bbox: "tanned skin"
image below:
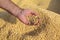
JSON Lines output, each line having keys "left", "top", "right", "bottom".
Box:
{"left": 0, "top": 0, "right": 39, "bottom": 25}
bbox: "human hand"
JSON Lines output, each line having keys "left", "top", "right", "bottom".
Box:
{"left": 17, "top": 9, "right": 40, "bottom": 25}
{"left": 0, "top": 0, "right": 40, "bottom": 25}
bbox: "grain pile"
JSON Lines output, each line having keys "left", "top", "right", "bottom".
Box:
{"left": 0, "top": 0, "right": 60, "bottom": 40}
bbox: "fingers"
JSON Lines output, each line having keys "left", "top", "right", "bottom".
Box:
{"left": 18, "top": 15, "right": 29, "bottom": 25}
{"left": 31, "top": 11, "right": 39, "bottom": 16}
{"left": 17, "top": 9, "right": 40, "bottom": 25}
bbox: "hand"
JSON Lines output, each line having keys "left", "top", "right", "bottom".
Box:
{"left": 17, "top": 9, "right": 39, "bottom": 25}
{"left": 0, "top": 0, "right": 40, "bottom": 25}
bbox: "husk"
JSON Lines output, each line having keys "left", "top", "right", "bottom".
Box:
{"left": 0, "top": 0, "right": 60, "bottom": 40}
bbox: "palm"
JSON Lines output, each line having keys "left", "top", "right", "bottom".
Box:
{"left": 17, "top": 9, "right": 38, "bottom": 25}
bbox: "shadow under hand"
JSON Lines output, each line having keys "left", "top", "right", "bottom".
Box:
{"left": 20, "top": 15, "right": 49, "bottom": 40}
{"left": 0, "top": 12, "right": 17, "bottom": 24}
{"left": 24, "top": 23, "right": 46, "bottom": 36}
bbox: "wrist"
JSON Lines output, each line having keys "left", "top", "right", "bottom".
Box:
{"left": 1, "top": 1, "right": 23, "bottom": 17}
{"left": 12, "top": 7, "right": 23, "bottom": 17}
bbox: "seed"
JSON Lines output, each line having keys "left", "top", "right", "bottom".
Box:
{"left": 27, "top": 15, "right": 39, "bottom": 25}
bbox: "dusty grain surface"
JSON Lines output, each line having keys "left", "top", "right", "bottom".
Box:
{"left": 0, "top": 0, "right": 60, "bottom": 40}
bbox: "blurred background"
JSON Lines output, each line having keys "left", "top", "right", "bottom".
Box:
{"left": 0, "top": 0, "right": 60, "bottom": 14}
{"left": 0, "top": 0, "right": 60, "bottom": 40}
